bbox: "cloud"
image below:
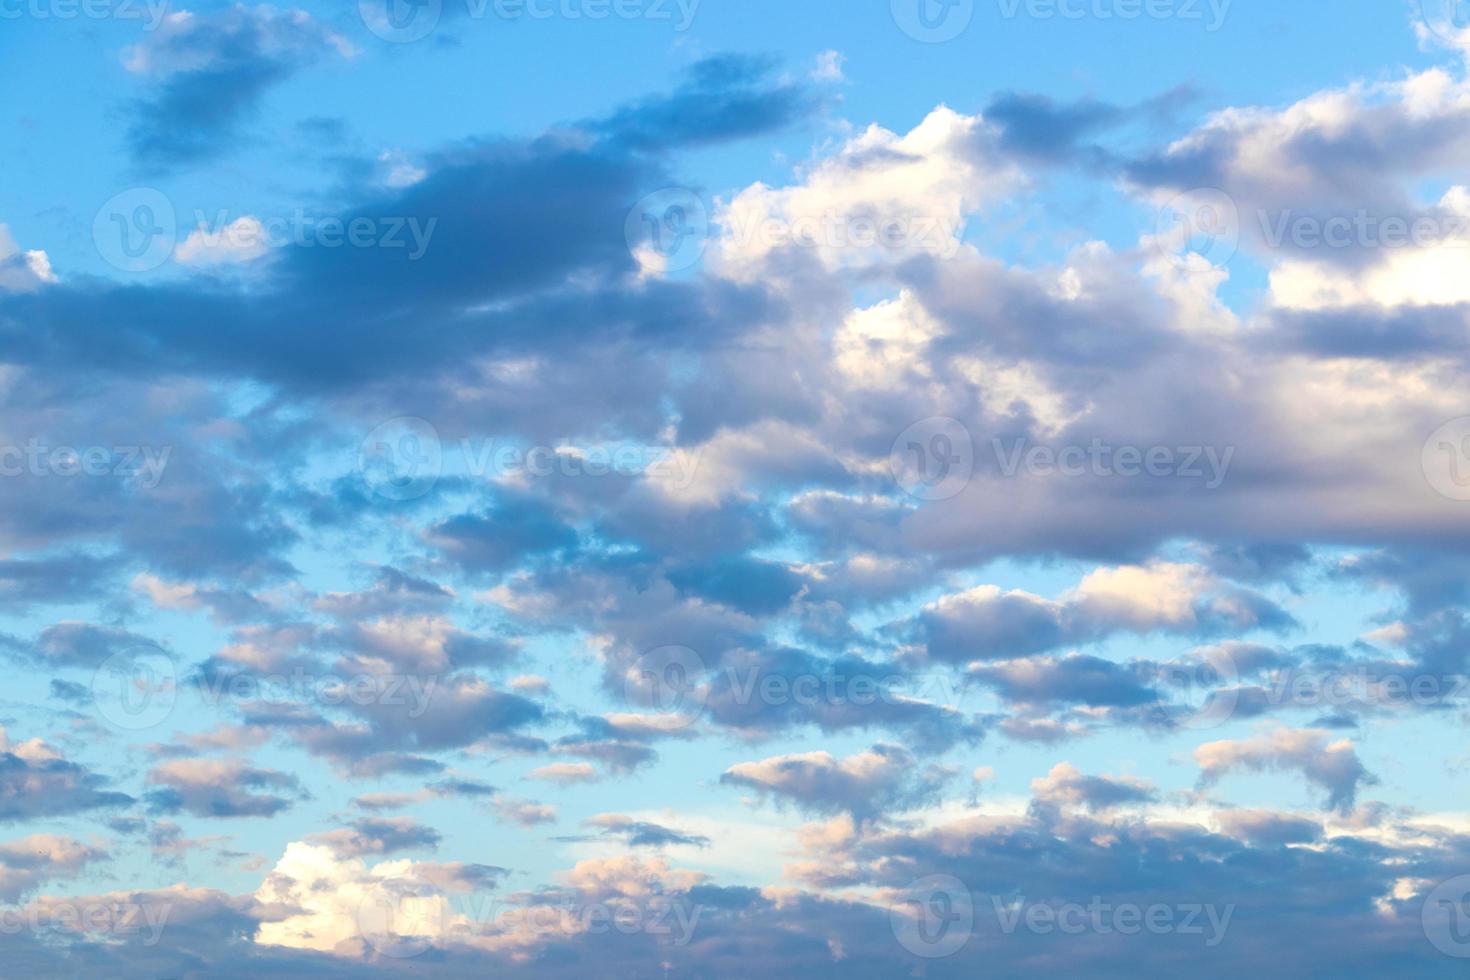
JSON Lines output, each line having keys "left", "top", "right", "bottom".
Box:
{"left": 145, "top": 758, "right": 308, "bottom": 818}
{"left": 0, "top": 729, "right": 133, "bottom": 821}
{"left": 1029, "top": 762, "right": 1157, "bottom": 813}
{"left": 584, "top": 814, "right": 710, "bottom": 848}
{"left": 1194, "top": 728, "right": 1377, "bottom": 813}
{"left": 0, "top": 835, "right": 108, "bottom": 901}
{"left": 720, "top": 745, "right": 950, "bottom": 818}
{"left": 124, "top": 4, "right": 353, "bottom": 169}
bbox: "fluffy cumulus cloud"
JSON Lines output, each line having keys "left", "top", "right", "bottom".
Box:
{"left": 6, "top": 3, "right": 1470, "bottom": 976}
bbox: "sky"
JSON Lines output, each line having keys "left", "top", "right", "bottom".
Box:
{"left": 2, "top": 0, "right": 1470, "bottom": 976}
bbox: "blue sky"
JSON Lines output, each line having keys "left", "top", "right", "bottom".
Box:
{"left": 3, "top": 0, "right": 1470, "bottom": 976}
